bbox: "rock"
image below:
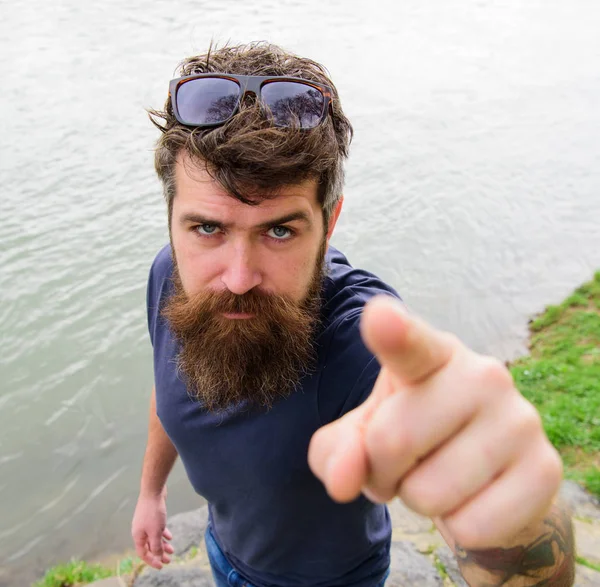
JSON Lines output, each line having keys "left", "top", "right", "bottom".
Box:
{"left": 119, "top": 480, "right": 600, "bottom": 586}
{"left": 435, "top": 546, "right": 468, "bottom": 587}
{"left": 388, "top": 498, "right": 435, "bottom": 534}
{"left": 133, "top": 567, "right": 213, "bottom": 587}
{"left": 167, "top": 505, "right": 209, "bottom": 557}
{"left": 575, "top": 564, "right": 600, "bottom": 586}
{"left": 560, "top": 481, "right": 600, "bottom": 522}
{"left": 388, "top": 498, "right": 446, "bottom": 553}
{"left": 574, "top": 518, "right": 600, "bottom": 565}
{"left": 387, "top": 540, "right": 444, "bottom": 586}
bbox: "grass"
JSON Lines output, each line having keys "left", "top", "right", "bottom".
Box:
{"left": 31, "top": 546, "right": 205, "bottom": 587}
{"left": 32, "top": 556, "right": 144, "bottom": 587}
{"left": 433, "top": 552, "right": 450, "bottom": 580}
{"left": 577, "top": 555, "right": 600, "bottom": 573}
{"left": 32, "top": 560, "right": 113, "bottom": 587}
{"left": 509, "top": 270, "right": 600, "bottom": 499}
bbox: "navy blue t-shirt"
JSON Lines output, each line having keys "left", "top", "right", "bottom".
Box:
{"left": 147, "top": 244, "right": 401, "bottom": 587}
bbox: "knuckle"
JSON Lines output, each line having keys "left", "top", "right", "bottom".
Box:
{"left": 478, "top": 356, "right": 514, "bottom": 389}
{"left": 367, "top": 419, "right": 414, "bottom": 463}
{"left": 400, "top": 475, "right": 448, "bottom": 517}
{"left": 537, "top": 445, "right": 563, "bottom": 487}
{"left": 442, "top": 331, "right": 461, "bottom": 350}
{"left": 517, "top": 400, "right": 543, "bottom": 435}
{"left": 452, "top": 522, "right": 480, "bottom": 551}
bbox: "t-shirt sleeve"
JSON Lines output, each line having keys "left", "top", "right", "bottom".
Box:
{"left": 316, "top": 309, "right": 383, "bottom": 424}
{"left": 146, "top": 245, "right": 172, "bottom": 348}
{"left": 337, "top": 355, "right": 381, "bottom": 416}
{"left": 146, "top": 261, "right": 157, "bottom": 348}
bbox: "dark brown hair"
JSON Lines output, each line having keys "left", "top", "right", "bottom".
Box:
{"left": 148, "top": 41, "right": 353, "bottom": 227}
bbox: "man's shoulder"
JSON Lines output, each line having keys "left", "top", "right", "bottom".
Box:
{"left": 319, "top": 247, "right": 400, "bottom": 386}
{"left": 146, "top": 244, "right": 174, "bottom": 343}
{"left": 322, "top": 245, "right": 401, "bottom": 326}
{"left": 149, "top": 243, "right": 174, "bottom": 284}
{"left": 316, "top": 247, "right": 401, "bottom": 420}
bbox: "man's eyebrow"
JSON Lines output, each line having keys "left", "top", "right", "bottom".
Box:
{"left": 255, "top": 211, "right": 312, "bottom": 230}
{"left": 179, "top": 211, "right": 312, "bottom": 230}
{"left": 180, "top": 213, "right": 227, "bottom": 228}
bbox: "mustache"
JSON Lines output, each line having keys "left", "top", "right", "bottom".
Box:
{"left": 170, "top": 283, "right": 306, "bottom": 316}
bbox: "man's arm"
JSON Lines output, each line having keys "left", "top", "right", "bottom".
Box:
{"left": 139, "top": 386, "right": 179, "bottom": 497}
{"left": 132, "top": 387, "right": 179, "bottom": 570}
{"left": 434, "top": 498, "right": 575, "bottom": 586}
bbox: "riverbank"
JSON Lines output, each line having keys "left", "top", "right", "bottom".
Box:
{"left": 33, "top": 271, "right": 600, "bottom": 586}
{"left": 33, "top": 482, "right": 600, "bottom": 587}
{"left": 508, "top": 270, "right": 600, "bottom": 499}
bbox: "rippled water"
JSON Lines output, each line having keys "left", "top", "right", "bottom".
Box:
{"left": 1, "top": 1, "right": 600, "bottom": 584}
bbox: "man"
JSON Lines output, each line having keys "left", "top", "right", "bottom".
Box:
{"left": 132, "top": 42, "right": 575, "bottom": 586}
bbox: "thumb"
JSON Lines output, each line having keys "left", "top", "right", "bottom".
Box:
{"left": 308, "top": 409, "right": 369, "bottom": 503}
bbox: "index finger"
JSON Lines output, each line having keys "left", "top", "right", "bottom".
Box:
{"left": 360, "top": 296, "right": 456, "bottom": 386}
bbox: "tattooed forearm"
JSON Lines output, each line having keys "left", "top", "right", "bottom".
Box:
{"left": 455, "top": 501, "right": 575, "bottom": 586}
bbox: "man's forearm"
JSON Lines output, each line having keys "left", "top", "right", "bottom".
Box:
{"left": 139, "top": 387, "right": 179, "bottom": 497}
{"left": 448, "top": 498, "right": 575, "bottom": 586}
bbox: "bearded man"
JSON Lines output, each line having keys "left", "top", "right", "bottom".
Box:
{"left": 131, "top": 42, "right": 575, "bottom": 587}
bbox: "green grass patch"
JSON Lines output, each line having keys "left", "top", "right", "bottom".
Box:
{"left": 32, "top": 559, "right": 113, "bottom": 587}
{"left": 576, "top": 555, "right": 600, "bottom": 572}
{"left": 32, "top": 555, "right": 143, "bottom": 587}
{"left": 509, "top": 270, "right": 600, "bottom": 499}
{"left": 433, "top": 553, "right": 450, "bottom": 580}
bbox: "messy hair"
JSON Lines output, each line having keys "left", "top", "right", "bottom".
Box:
{"left": 148, "top": 41, "right": 353, "bottom": 228}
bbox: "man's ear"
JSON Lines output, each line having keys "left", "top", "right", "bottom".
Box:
{"left": 326, "top": 196, "right": 344, "bottom": 242}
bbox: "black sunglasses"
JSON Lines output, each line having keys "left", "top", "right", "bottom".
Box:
{"left": 169, "top": 73, "right": 333, "bottom": 129}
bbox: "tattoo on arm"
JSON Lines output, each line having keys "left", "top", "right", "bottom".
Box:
{"left": 455, "top": 503, "right": 575, "bottom": 586}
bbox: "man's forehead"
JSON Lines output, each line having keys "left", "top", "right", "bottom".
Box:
{"left": 174, "top": 151, "right": 320, "bottom": 211}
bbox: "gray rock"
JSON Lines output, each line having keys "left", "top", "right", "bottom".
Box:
{"left": 560, "top": 481, "right": 600, "bottom": 522}
{"left": 435, "top": 545, "right": 468, "bottom": 587}
{"left": 575, "top": 564, "right": 600, "bottom": 586}
{"left": 388, "top": 540, "right": 444, "bottom": 586}
{"left": 167, "top": 505, "right": 209, "bottom": 557}
{"left": 387, "top": 498, "right": 434, "bottom": 534}
{"left": 134, "top": 567, "right": 214, "bottom": 587}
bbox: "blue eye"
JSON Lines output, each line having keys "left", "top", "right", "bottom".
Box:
{"left": 196, "top": 224, "right": 221, "bottom": 235}
{"left": 268, "top": 226, "right": 292, "bottom": 240}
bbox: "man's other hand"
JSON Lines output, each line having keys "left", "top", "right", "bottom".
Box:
{"left": 131, "top": 490, "right": 174, "bottom": 570}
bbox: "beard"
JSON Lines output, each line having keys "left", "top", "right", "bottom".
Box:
{"left": 162, "top": 244, "right": 326, "bottom": 412}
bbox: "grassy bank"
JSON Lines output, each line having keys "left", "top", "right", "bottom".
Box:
{"left": 32, "top": 272, "right": 600, "bottom": 586}
{"left": 509, "top": 270, "right": 600, "bottom": 498}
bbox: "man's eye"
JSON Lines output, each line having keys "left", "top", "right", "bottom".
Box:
{"left": 195, "top": 224, "right": 221, "bottom": 236}
{"left": 268, "top": 226, "right": 293, "bottom": 240}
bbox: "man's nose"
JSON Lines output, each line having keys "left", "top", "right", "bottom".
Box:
{"left": 220, "top": 243, "right": 263, "bottom": 295}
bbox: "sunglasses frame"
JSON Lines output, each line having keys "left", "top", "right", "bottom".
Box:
{"left": 168, "top": 73, "right": 333, "bottom": 129}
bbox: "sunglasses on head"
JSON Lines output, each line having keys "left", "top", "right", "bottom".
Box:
{"left": 169, "top": 73, "right": 333, "bottom": 130}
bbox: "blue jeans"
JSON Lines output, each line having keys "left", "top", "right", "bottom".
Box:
{"left": 205, "top": 525, "right": 389, "bottom": 587}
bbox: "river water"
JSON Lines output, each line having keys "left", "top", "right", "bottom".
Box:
{"left": 1, "top": 1, "right": 599, "bottom": 584}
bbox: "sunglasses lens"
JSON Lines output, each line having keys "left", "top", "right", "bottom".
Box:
{"left": 176, "top": 77, "right": 241, "bottom": 125}
{"left": 261, "top": 82, "right": 325, "bottom": 128}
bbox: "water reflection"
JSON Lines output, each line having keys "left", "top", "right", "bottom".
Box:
{"left": 266, "top": 85, "right": 324, "bottom": 127}
{"left": 1, "top": 0, "right": 600, "bottom": 585}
